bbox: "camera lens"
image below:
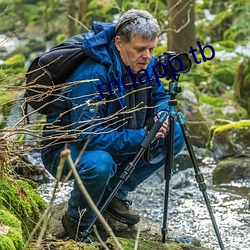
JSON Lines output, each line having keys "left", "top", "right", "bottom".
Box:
{"left": 176, "top": 53, "right": 192, "bottom": 73}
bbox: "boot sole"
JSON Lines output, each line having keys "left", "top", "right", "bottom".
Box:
{"left": 105, "top": 210, "right": 140, "bottom": 225}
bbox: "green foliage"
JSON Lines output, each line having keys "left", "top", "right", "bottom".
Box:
{"left": 213, "top": 67, "right": 235, "bottom": 86}
{"left": 199, "top": 90, "right": 248, "bottom": 121}
{"left": 216, "top": 40, "right": 237, "bottom": 52}
{"left": 1, "top": 54, "right": 25, "bottom": 68}
{"left": 234, "top": 57, "right": 250, "bottom": 116}
{"left": 154, "top": 44, "right": 167, "bottom": 57}
{"left": 197, "top": 0, "right": 250, "bottom": 49}
{"left": 0, "top": 54, "right": 26, "bottom": 83}
{"left": 199, "top": 95, "right": 224, "bottom": 107}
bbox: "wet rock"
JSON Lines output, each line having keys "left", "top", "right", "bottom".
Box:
{"left": 170, "top": 168, "right": 193, "bottom": 189}
{"left": 213, "top": 157, "right": 250, "bottom": 184}
{"left": 209, "top": 119, "right": 250, "bottom": 160}
{"left": 45, "top": 202, "right": 210, "bottom": 250}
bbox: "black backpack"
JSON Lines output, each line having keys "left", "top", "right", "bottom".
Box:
{"left": 24, "top": 34, "right": 87, "bottom": 115}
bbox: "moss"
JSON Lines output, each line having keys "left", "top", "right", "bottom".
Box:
{"left": 0, "top": 209, "right": 24, "bottom": 249}
{"left": 199, "top": 95, "right": 224, "bottom": 107}
{"left": 209, "top": 120, "right": 250, "bottom": 151}
{"left": 106, "top": 237, "right": 209, "bottom": 250}
{"left": 0, "top": 174, "right": 47, "bottom": 239}
{"left": 0, "top": 209, "right": 21, "bottom": 229}
{"left": 1, "top": 54, "right": 25, "bottom": 69}
{"left": 0, "top": 235, "right": 16, "bottom": 250}
{"left": 213, "top": 120, "right": 250, "bottom": 133}
{"left": 7, "top": 228, "right": 24, "bottom": 249}
{"left": 199, "top": 90, "right": 249, "bottom": 122}
{"left": 0, "top": 54, "right": 26, "bottom": 80}
{"left": 213, "top": 67, "right": 235, "bottom": 86}
{"left": 214, "top": 40, "right": 237, "bottom": 52}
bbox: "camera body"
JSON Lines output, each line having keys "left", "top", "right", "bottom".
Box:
{"left": 156, "top": 51, "right": 192, "bottom": 80}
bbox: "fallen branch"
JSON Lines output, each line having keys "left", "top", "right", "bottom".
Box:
{"left": 62, "top": 148, "right": 124, "bottom": 250}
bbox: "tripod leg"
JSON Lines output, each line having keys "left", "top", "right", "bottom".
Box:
{"left": 81, "top": 112, "right": 168, "bottom": 240}
{"left": 177, "top": 112, "right": 225, "bottom": 250}
{"left": 162, "top": 114, "right": 175, "bottom": 243}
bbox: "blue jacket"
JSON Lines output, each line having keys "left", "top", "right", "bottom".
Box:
{"left": 44, "top": 21, "right": 170, "bottom": 156}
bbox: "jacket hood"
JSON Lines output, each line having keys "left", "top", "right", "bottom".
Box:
{"left": 82, "top": 21, "right": 116, "bottom": 65}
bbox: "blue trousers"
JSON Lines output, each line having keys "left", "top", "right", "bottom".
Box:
{"left": 41, "top": 123, "right": 185, "bottom": 226}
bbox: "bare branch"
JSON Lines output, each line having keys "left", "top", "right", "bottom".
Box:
{"left": 63, "top": 148, "right": 124, "bottom": 250}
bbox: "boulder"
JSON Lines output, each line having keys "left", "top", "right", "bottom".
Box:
{"left": 213, "top": 157, "right": 250, "bottom": 184}
{"left": 209, "top": 120, "right": 250, "bottom": 160}
{"left": 42, "top": 201, "right": 211, "bottom": 250}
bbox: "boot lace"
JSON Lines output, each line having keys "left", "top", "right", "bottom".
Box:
{"left": 123, "top": 200, "right": 132, "bottom": 209}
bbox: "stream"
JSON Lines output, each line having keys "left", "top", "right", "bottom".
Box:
{"left": 38, "top": 155, "right": 250, "bottom": 250}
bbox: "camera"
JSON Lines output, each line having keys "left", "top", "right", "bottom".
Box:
{"left": 156, "top": 51, "right": 192, "bottom": 80}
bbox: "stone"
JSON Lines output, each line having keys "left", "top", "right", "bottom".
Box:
{"left": 213, "top": 157, "right": 250, "bottom": 184}
{"left": 209, "top": 120, "right": 250, "bottom": 160}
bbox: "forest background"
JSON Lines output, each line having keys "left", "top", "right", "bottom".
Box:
{"left": 0, "top": 0, "right": 250, "bottom": 125}
{"left": 0, "top": 1, "right": 250, "bottom": 249}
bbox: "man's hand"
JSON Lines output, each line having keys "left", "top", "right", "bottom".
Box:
{"left": 154, "top": 111, "right": 169, "bottom": 139}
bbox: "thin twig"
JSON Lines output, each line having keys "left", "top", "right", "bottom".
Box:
{"left": 134, "top": 220, "right": 142, "bottom": 250}
{"left": 93, "top": 225, "right": 110, "bottom": 250}
{"left": 62, "top": 148, "right": 124, "bottom": 250}
{"left": 68, "top": 14, "right": 90, "bottom": 31}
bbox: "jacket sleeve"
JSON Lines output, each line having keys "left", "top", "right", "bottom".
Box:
{"left": 65, "top": 62, "right": 146, "bottom": 156}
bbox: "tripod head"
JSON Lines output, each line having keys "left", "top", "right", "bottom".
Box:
{"left": 155, "top": 50, "right": 192, "bottom": 99}
{"left": 167, "top": 76, "right": 182, "bottom": 100}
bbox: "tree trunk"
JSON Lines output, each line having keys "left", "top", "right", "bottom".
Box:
{"left": 78, "top": 0, "right": 88, "bottom": 20}
{"left": 167, "top": 0, "right": 196, "bottom": 53}
{"left": 67, "top": 0, "right": 77, "bottom": 36}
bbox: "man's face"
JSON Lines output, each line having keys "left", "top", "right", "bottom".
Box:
{"left": 115, "top": 35, "right": 157, "bottom": 74}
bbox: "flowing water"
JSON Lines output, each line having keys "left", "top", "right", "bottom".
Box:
{"left": 38, "top": 156, "right": 250, "bottom": 250}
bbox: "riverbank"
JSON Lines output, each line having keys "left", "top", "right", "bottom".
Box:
{"left": 38, "top": 155, "right": 250, "bottom": 250}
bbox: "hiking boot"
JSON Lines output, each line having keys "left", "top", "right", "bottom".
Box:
{"left": 105, "top": 196, "right": 140, "bottom": 225}
{"left": 61, "top": 213, "right": 97, "bottom": 243}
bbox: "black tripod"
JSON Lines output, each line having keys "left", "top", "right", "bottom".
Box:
{"left": 161, "top": 77, "right": 225, "bottom": 249}
{"left": 82, "top": 78, "right": 225, "bottom": 249}
{"left": 81, "top": 111, "right": 168, "bottom": 240}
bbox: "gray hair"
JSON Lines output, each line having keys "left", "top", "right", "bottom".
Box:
{"left": 115, "top": 9, "right": 160, "bottom": 43}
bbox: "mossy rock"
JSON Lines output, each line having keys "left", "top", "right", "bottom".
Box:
{"left": 199, "top": 92, "right": 249, "bottom": 122}
{"left": 28, "top": 237, "right": 211, "bottom": 250}
{"left": 0, "top": 174, "right": 47, "bottom": 239}
{"left": 209, "top": 120, "right": 250, "bottom": 160}
{"left": 44, "top": 202, "right": 211, "bottom": 250}
{"left": 0, "top": 209, "right": 24, "bottom": 250}
{"left": 106, "top": 237, "right": 210, "bottom": 250}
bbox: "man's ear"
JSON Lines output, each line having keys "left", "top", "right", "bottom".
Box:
{"left": 115, "top": 36, "right": 122, "bottom": 51}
